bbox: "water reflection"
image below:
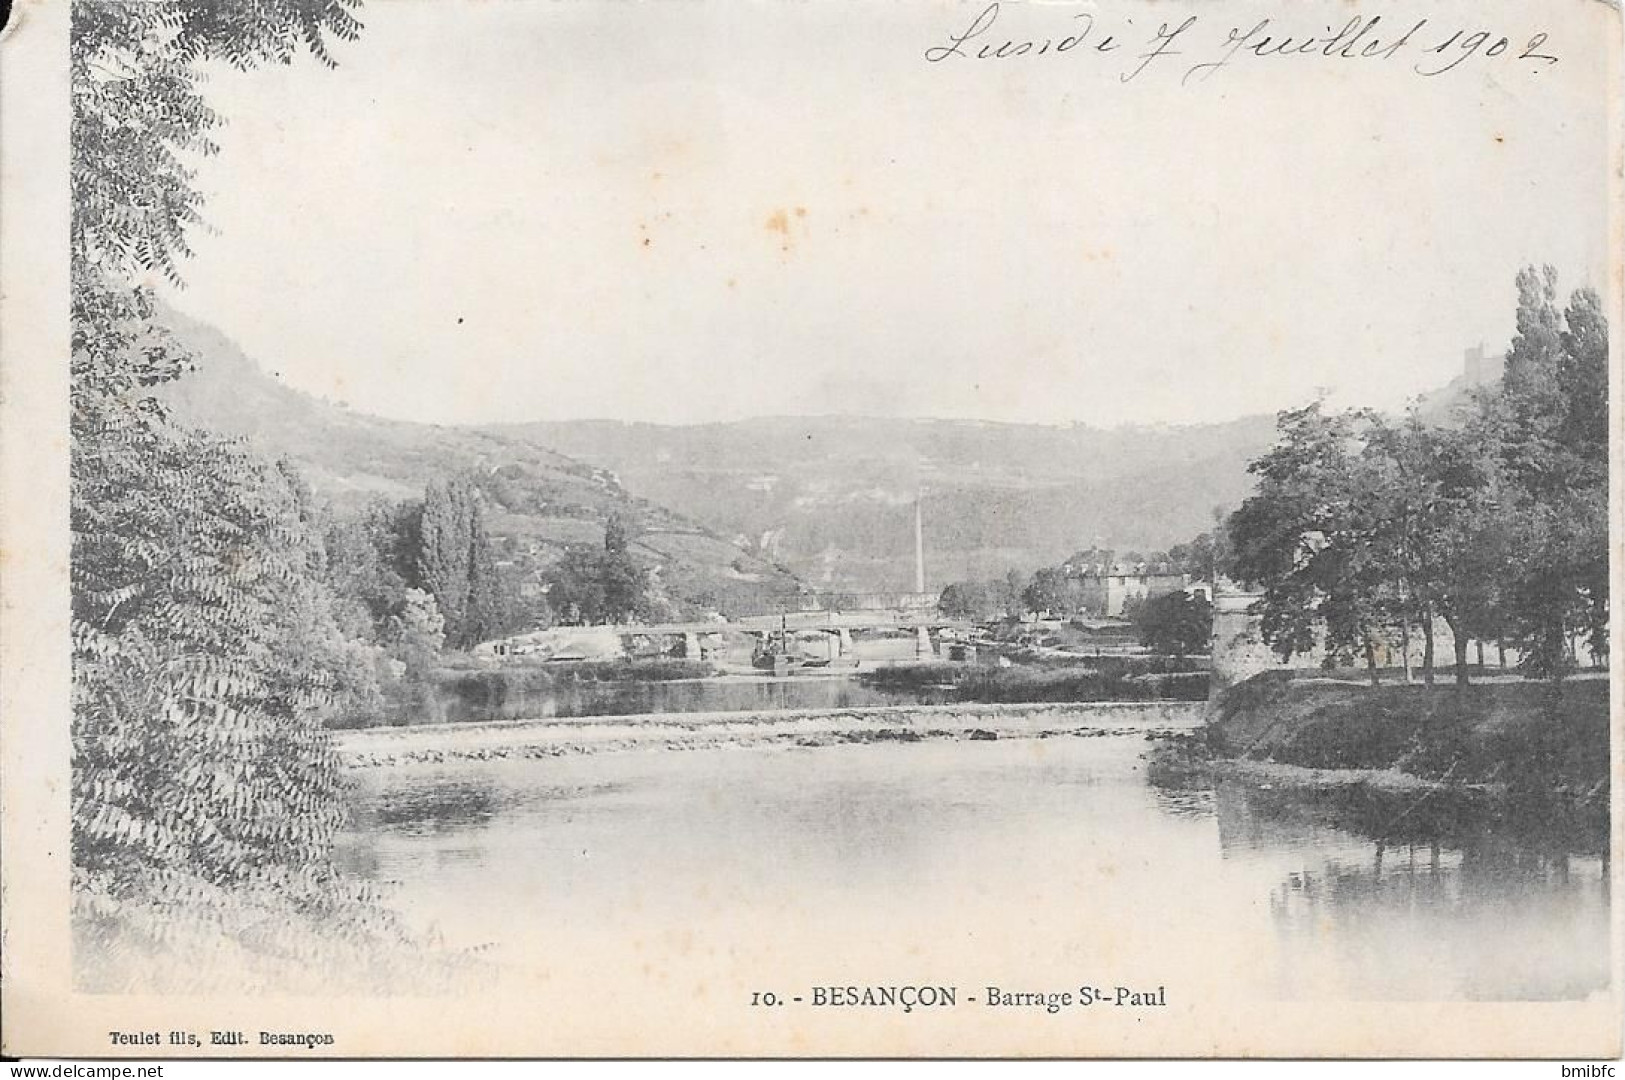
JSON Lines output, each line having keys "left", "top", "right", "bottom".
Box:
{"left": 336, "top": 733, "right": 1611, "bottom": 1003}
{"left": 1202, "top": 779, "right": 1611, "bottom": 1001}
{"left": 437, "top": 675, "right": 955, "bottom": 724}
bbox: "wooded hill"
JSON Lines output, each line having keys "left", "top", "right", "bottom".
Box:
{"left": 153, "top": 304, "right": 804, "bottom": 618}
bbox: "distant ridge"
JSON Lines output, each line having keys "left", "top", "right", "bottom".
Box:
{"left": 152, "top": 304, "right": 805, "bottom": 617}
{"left": 495, "top": 413, "right": 1280, "bottom": 593}
{"left": 154, "top": 302, "right": 1481, "bottom": 598}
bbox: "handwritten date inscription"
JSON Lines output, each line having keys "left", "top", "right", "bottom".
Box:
{"left": 923, "top": 4, "right": 1559, "bottom": 82}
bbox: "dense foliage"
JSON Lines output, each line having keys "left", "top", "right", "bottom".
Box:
{"left": 544, "top": 512, "right": 655, "bottom": 625}
{"left": 1133, "top": 591, "right": 1214, "bottom": 660}
{"left": 858, "top": 661, "right": 1208, "bottom": 703}
{"left": 72, "top": 414, "right": 373, "bottom": 883}
{"left": 939, "top": 572, "right": 1026, "bottom": 621}
{"left": 65, "top": 0, "right": 485, "bottom": 990}
{"left": 413, "top": 475, "right": 527, "bottom": 648}
{"left": 73, "top": 0, "right": 364, "bottom": 854}
{"left": 1227, "top": 267, "right": 1608, "bottom": 684}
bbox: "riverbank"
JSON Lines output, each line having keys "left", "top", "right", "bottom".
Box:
{"left": 352, "top": 658, "right": 1214, "bottom": 729}
{"left": 859, "top": 658, "right": 1208, "bottom": 703}
{"left": 336, "top": 700, "right": 1205, "bottom": 768}
{"left": 1208, "top": 672, "right": 1609, "bottom": 792}
{"left": 1150, "top": 672, "right": 1613, "bottom": 847}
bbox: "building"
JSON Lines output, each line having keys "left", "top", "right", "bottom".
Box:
{"left": 1463, "top": 343, "right": 1505, "bottom": 387}
{"left": 1067, "top": 561, "right": 1192, "bottom": 618}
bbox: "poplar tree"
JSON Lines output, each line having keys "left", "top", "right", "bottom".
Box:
{"left": 415, "top": 477, "right": 476, "bottom": 643}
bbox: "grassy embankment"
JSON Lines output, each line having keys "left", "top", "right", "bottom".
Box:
{"left": 1142, "top": 670, "right": 1612, "bottom": 852}
{"left": 1162, "top": 671, "right": 1610, "bottom": 816}
{"left": 859, "top": 656, "right": 1209, "bottom": 704}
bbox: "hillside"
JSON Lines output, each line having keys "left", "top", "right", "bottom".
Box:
{"left": 155, "top": 307, "right": 1476, "bottom": 602}
{"left": 493, "top": 416, "right": 1276, "bottom": 593}
{"left": 152, "top": 306, "right": 805, "bottom": 617}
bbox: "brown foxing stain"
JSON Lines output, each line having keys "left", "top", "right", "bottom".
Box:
{"left": 765, "top": 207, "right": 809, "bottom": 254}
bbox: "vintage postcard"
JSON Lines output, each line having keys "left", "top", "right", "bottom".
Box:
{"left": 1, "top": 0, "right": 1621, "bottom": 1061}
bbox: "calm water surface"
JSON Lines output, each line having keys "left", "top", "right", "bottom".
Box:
{"left": 437, "top": 674, "right": 955, "bottom": 723}
{"left": 335, "top": 731, "right": 1610, "bottom": 1002}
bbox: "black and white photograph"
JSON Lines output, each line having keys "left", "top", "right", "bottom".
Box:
{"left": 1, "top": 0, "right": 1620, "bottom": 1061}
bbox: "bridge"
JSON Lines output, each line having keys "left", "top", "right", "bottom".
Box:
{"left": 480, "top": 610, "right": 979, "bottom": 666}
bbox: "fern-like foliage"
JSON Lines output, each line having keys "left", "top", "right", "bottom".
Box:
{"left": 62, "top": 0, "right": 467, "bottom": 990}
{"left": 72, "top": 391, "right": 353, "bottom": 885}
{"left": 71, "top": 0, "right": 363, "bottom": 287}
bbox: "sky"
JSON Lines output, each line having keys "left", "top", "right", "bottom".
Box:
{"left": 160, "top": 0, "right": 1617, "bottom": 429}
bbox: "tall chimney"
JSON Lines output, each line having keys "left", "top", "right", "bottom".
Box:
{"left": 914, "top": 496, "right": 927, "bottom": 594}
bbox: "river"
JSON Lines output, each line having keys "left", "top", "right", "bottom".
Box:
{"left": 434, "top": 673, "right": 958, "bottom": 724}
{"left": 334, "top": 726, "right": 1610, "bottom": 1007}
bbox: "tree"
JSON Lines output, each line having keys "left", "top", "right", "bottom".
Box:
{"left": 1225, "top": 267, "right": 1607, "bottom": 690}
{"left": 73, "top": 423, "right": 354, "bottom": 885}
{"left": 323, "top": 498, "right": 415, "bottom": 641}
{"left": 70, "top": 0, "right": 379, "bottom": 961}
{"left": 1228, "top": 401, "right": 1390, "bottom": 681}
{"left": 1478, "top": 268, "right": 1609, "bottom": 677}
{"left": 940, "top": 582, "right": 989, "bottom": 620}
{"left": 415, "top": 477, "right": 476, "bottom": 642}
{"left": 410, "top": 474, "right": 521, "bottom": 649}
{"left": 547, "top": 546, "right": 609, "bottom": 625}
{"left": 381, "top": 588, "right": 447, "bottom": 725}
{"left": 545, "top": 513, "right": 652, "bottom": 625}
{"left": 1002, "top": 569, "right": 1030, "bottom": 618}
{"left": 598, "top": 512, "right": 649, "bottom": 624}
{"left": 72, "top": 1, "right": 364, "bottom": 288}
{"left": 465, "top": 530, "right": 519, "bottom": 647}
{"left": 1168, "top": 528, "right": 1230, "bottom": 582}
{"left": 1022, "top": 567, "right": 1079, "bottom": 617}
{"left": 1134, "top": 592, "right": 1214, "bottom": 660}
{"left": 1358, "top": 413, "right": 1509, "bottom": 688}
{"left": 938, "top": 579, "right": 1022, "bottom": 621}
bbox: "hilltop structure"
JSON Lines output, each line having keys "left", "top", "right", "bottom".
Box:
{"left": 1462, "top": 342, "right": 1505, "bottom": 387}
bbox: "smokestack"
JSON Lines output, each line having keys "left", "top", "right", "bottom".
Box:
{"left": 914, "top": 496, "right": 926, "bottom": 594}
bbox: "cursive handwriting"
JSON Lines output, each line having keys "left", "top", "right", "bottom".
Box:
{"left": 1122, "top": 16, "right": 1199, "bottom": 83}
{"left": 1182, "top": 15, "right": 1429, "bottom": 83}
{"left": 923, "top": 4, "right": 1121, "bottom": 62}
{"left": 921, "top": 3, "right": 1560, "bottom": 82}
